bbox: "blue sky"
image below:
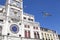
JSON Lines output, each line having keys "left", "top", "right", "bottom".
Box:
{"left": 0, "top": 0, "right": 60, "bottom": 34}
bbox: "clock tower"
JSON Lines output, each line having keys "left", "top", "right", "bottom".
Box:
{"left": 2, "top": 0, "right": 23, "bottom": 38}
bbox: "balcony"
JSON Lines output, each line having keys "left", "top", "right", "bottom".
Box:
{"left": 0, "top": 35, "right": 41, "bottom": 40}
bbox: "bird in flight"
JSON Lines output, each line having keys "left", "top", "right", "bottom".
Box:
{"left": 42, "top": 11, "right": 52, "bottom": 16}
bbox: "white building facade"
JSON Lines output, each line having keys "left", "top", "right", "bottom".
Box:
{"left": 40, "top": 27, "right": 59, "bottom": 40}
{"left": 0, "top": 0, "right": 42, "bottom": 40}
{"left": 0, "top": 0, "right": 59, "bottom": 40}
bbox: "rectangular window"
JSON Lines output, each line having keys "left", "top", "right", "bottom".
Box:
{"left": 46, "top": 39, "right": 47, "bottom": 40}
{"left": 0, "top": 9, "right": 3, "bottom": 13}
{"left": 25, "top": 25, "right": 27, "bottom": 28}
{"left": 25, "top": 30, "right": 27, "bottom": 38}
{"left": 0, "top": 19, "right": 3, "bottom": 23}
{"left": 23, "top": 17, "right": 26, "bottom": 19}
{"left": 25, "top": 30, "right": 30, "bottom": 38}
{"left": 34, "top": 32, "right": 37, "bottom": 38}
{"left": 28, "top": 31, "right": 30, "bottom": 38}
{"left": 36, "top": 27, "right": 38, "bottom": 29}
{"left": 51, "top": 39, "right": 53, "bottom": 40}
{"left": 42, "top": 38, "right": 44, "bottom": 40}
{"left": 33, "top": 27, "right": 35, "bottom": 29}
{"left": 24, "top": 25, "right": 30, "bottom": 28}
{"left": 28, "top": 18, "right": 30, "bottom": 20}
{"left": 33, "top": 27, "right": 38, "bottom": 30}
{"left": 0, "top": 26, "right": 2, "bottom": 36}
{"left": 34, "top": 32, "right": 40, "bottom": 38}
{"left": 37, "top": 32, "right": 40, "bottom": 38}
{"left": 0, "top": 19, "right": 3, "bottom": 22}
{"left": 31, "top": 19, "right": 33, "bottom": 21}
{"left": 28, "top": 18, "right": 33, "bottom": 21}
{"left": 28, "top": 25, "right": 30, "bottom": 28}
